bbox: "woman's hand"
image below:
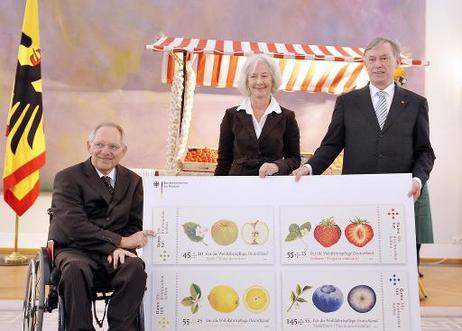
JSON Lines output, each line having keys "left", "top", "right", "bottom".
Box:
{"left": 259, "top": 162, "right": 279, "bottom": 178}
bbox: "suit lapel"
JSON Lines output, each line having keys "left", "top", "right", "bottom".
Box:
{"left": 82, "top": 159, "right": 112, "bottom": 204}
{"left": 382, "top": 85, "right": 409, "bottom": 132}
{"left": 111, "top": 165, "right": 130, "bottom": 206}
{"left": 236, "top": 109, "right": 258, "bottom": 142}
{"left": 259, "top": 111, "right": 282, "bottom": 141}
{"left": 356, "top": 85, "right": 380, "bottom": 129}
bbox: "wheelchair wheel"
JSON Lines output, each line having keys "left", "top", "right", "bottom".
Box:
{"left": 22, "top": 259, "right": 39, "bottom": 331}
{"left": 22, "top": 249, "right": 49, "bottom": 331}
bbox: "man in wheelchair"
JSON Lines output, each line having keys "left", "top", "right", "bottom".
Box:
{"left": 47, "top": 122, "right": 155, "bottom": 330}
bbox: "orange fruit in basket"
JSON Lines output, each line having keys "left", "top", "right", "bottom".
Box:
{"left": 185, "top": 148, "right": 218, "bottom": 163}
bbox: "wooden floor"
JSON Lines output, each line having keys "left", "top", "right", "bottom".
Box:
{"left": 1, "top": 263, "right": 461, "bottom": 306}
{"left": 1, "top": 264, "right": 28, "bottom": 300}
{"left": 0, "top": 266, "right": 27, "bottom": 300}
{"left": 419, "top": 264, "right": 462, "bottom": 307}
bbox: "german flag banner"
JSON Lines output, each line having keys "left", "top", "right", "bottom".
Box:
{"left": 3, "top": 0, "right": 46, "bottom": 216}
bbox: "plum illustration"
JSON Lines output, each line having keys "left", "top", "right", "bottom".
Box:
{"left": 312, "top": 285, "right": 343, "bottom": 313}
{"left": 347, "top": 285, "right": 376, "bottom": 313}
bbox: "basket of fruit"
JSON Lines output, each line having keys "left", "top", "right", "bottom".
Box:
{"left": 180, "top": 147, "right": 218, "bottom": 172}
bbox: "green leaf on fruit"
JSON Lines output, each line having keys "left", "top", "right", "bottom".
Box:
{"left": 285, "top": 231, "right": 298, "bottom": 242}
{"left": 287, "top": 283, "right": 312, "bottom": 312}
{"left": 285, "top": 222, "right": 311, "bottom": 248}
{"left": 285, "top": 224, "right": 301, "bottom": 241}
{"left": 190, "top": 283, "right": 201, "bottom": 298}
{"left": 181, "top": 283, "right": 202, "bottom": 314}
{"left": 191, "top": 303, "right": 199, "bottom": 314}
{"left": 289, "top": 224, "right": 301, "bottom": 235}
{"left": 300, "top": 222, "right": 311, "bottom": 234}
{"left": 302, "top": 285, "right": 312, "bottom": 292}
{"left": 296, "top": 284, "right": 301, "bottom": 295}
{"left": 182, "top": 222, "right": 207, "bottom": 245}
{"left": 181, "top": 297, "right": 194, "bottom": 306}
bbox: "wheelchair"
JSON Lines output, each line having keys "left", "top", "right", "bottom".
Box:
{"left": 22, "top": 241, "right": 145, "bottom": 331}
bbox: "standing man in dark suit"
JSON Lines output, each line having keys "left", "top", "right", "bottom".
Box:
{"left": 48, "top": 122, "right": 155, "bottom": 331}
{"left": 292, "top": 37, "right": 435, "bottom": 201}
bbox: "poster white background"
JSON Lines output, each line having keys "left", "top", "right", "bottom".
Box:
{"left": 142, "top": 174, "right": 420, "bottom": 331}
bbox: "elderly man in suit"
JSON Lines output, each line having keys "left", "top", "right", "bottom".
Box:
{"left": 48, "top": 123, "right": 154, "bottom": 331}
{"left": 292, "top": 37, "right": 435, "bottom": 201}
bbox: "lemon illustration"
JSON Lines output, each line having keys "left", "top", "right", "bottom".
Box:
{"left": 243, "top": 285, "right": 270, "bottom": 313}
{"left": 207, "top": 285, "right": 239, "bottom": 313}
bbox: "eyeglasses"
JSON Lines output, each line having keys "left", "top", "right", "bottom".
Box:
{"left": 92, "top": 142, "right": 122, "bottom": 152}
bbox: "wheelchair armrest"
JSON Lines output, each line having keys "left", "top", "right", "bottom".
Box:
{"left": 46, "top": 239, "right": 55, "bottom": 264}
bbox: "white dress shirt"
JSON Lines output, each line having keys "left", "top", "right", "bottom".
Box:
{"left": 237, "top": 96, "right": 282, "bottom": 139}
{"left": 95, "top": 167, "right": 117, "bottom": 187}
{"left": 369, "top": 82, "right": 395, "bottom": 116}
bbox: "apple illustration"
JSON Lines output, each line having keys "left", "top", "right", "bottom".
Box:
{"left": 312, "top": 285, "right": 343, "bottom": 313}
{"left": 241, "top": 220, "right": 269, "bottom": 245}
{"left": 211, "top": 219, "right": 239, "bottom": 246}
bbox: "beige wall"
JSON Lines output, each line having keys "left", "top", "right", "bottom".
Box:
{"left": 0, "top": 194, "right": 51, "bottom": 249}
{"left": 421, "top": 0, "right": 462, "bottom": 258}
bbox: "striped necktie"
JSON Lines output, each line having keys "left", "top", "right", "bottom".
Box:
{"left": 375, "top": 91, "right": 388, "bottom": 129}
{"left": 101, "top": 176, "right": 114, "bottom": 195}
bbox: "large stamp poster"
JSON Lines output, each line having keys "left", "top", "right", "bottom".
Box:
{"left": 142, "top": 174, "right": 420, "bottom": 331}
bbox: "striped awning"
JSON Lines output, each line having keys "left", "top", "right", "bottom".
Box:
{"left": 146, "top": 36, "right": 428, "bottom": 95}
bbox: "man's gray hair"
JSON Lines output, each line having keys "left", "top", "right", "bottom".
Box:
{"left": 88, "top": 122, "right": 125, "bottom": 146}
{"left": 237, "top": 54, "right": 282, "bottom": 96}
{"left": 364, "top": 37, "right": 401, "bottom": 59}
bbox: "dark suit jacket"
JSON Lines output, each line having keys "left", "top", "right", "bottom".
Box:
{"left": 214, "top": 105, "right": 301, "bottom": 176}
{"left": 48, "top": 158, "right": 143, "bottom": 255}
{"left": 308, "top": 84, "right": 435, "bottom": 185}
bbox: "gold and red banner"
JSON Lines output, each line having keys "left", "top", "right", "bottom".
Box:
{"left": 3, "top": 0, "right": 45, "bottom": 216}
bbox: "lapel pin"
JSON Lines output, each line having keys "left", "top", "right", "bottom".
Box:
{"left": 400, "top": 100, "right": 406, "bottom": 105}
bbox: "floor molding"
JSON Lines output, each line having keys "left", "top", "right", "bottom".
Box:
{"left": 0, "top": 248, "right": 39, "bottom": 255}
{"left": 421, "top": 257, "right": 462, "bottom": 265}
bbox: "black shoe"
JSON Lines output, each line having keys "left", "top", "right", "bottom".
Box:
{"left": 419, "top": 270, "right": 424, "bottom": 278}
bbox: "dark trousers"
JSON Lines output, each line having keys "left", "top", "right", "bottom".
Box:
{"left": 55, "top": 249, "right": 146, "bottom": 331}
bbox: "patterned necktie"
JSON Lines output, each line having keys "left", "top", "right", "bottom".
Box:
{"left": 375, "top": 91, "right": 388, "bottom": 129}
{"left": 101, "top": 176, "right": 114, "bottom": 195}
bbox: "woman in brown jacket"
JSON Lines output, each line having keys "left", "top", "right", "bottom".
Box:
{"left": 214, "top": 54, "right": 301, "bottom": 176}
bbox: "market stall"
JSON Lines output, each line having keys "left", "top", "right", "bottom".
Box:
{"left": 145, "top": 36, "right": 428, "bottom": 174}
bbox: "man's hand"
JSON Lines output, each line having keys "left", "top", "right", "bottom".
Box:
{"left": 292, "top": 165, "right": 310, "bottom": 182}
{"left": 107, "top": 248, "right": 137, "bottom": 269}
{"left": 119, "top": 229, "right": 156, "bottom": 250}
{"left": 259, "top": 163, "right": 279, "bottom": 178}
{"left": 408, "top": 179, "right": 421, "bottom": 201}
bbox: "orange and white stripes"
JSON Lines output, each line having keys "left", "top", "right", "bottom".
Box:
{"left": 148, "top": 37, "right": 428, "bottom": 95}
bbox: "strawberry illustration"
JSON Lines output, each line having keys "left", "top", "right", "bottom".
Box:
{"left": 345, "top": 218, "right": 374, "bottom": 247}
{"left": 313, "top": 217, "right": 342, "bottom": 248}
